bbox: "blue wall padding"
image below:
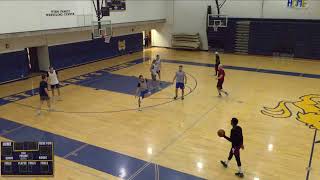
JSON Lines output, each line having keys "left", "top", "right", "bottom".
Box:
{"left": 49, "top": 33, "right": 143, "bottom": 69}
{"left": 0, "top": 50, "right": 29, "bottom": 83}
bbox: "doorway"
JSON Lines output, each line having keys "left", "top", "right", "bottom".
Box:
{"left": 142, "top": 30, "right": 151, "bottom": 49}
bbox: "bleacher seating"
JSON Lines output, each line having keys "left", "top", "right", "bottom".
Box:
{"left": 171, "top": 33, "right": 201, "bottom": 50}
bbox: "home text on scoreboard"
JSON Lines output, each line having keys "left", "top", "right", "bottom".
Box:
{"left": 1, "top": 141, "right": 54, "bottom": 176}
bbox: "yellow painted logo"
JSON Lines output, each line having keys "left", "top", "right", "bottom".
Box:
{"left": 261, "top": 94, "right": 320, "bottom": 129}
{"left": 118, "top": 40, "right": 126, "bottom": 51}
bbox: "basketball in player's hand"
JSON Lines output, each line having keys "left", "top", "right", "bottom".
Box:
{"left": 217, "top": 129, "right": 225, "bottom": 137}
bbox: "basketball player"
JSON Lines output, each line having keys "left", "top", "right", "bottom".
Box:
{"left": 150, "top": 60, "right": 159, "bottom": 89}
{"left": 220, "top": 118, "right": 244, "bottom": 178}
{"left": 135, "top": 75, "right": 151, "bottom": 111}
{"left": 216, "top": 64, "right": 228, "bottom": 97}
{"left": 37, "top": 74, "right": 51, "bottom": 115}
{"left": 47, "top": 66, "right": 61, "bottom": 100}
{"left": 215, "top": 52, "right": 220, "bottom": 76}
{"left": 173, "top": 65, "right": 187, "bottom": 100}
{"left": 155, "top": 55, "right": 162, "bottom": 82}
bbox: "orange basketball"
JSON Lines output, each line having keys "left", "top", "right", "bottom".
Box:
{"left": 217, "top": 129, "right": 225, "bottom": 137}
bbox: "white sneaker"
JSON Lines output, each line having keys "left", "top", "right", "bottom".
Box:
{"left": 36, "top": 110, "right": 41, "bottom": 116}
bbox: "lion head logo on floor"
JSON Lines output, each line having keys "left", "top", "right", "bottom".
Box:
{"left": 261, "top": 94, "right": 320, "bottom": 129}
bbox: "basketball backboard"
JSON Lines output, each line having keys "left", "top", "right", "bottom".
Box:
{"left": 91, "top": 20, "right": 112, "bottom": 39}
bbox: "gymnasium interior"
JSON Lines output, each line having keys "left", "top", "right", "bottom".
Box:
{"left": 0, "top": 0, "right": 320, "bottom": 180}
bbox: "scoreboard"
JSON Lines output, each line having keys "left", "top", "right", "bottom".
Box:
{"left": 1, "top": 142, "right": 54, "bottom": 176}
{"left": 106, "top": 0, "right": 126, "bottom": 11}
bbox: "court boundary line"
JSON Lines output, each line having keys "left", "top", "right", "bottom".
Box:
{"left": 162, "top": 59, "right": 320, "bottom": 79}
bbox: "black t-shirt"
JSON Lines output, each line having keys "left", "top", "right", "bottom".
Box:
{"left": 224, "top": 126, "right": 243, "bottom": 147}
{"left": 215, "top": 55, "right": 220, "bottom": 64}
{"left": 39, "top": 81, "right": 48, "bottom": 97}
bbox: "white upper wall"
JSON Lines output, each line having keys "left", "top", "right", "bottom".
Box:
{"left": 103, "top": 1, "right": 167, "bottom": 24}
{"left": 263, "top": 0, "right": 320, "bottom": 19}
{"left": 221, "top": 0, "right": 320, "bottom": 19}
{"left": 0, "top": 0, "right": 92, "bottom": 34}
{"left": 0, "top": 0, "right": 167, "bottom": 34}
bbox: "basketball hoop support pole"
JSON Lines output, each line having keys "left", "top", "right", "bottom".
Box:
{"left": 92, "top": 0, "right": 102, "bottom": 29}
{"left": 306, "top": 128, "right": 317, "bottom": 180}
{"left": 96, "top": 0, "right": 102, "bottom": 29}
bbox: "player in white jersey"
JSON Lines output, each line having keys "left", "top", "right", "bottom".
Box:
{"left": 173, "top": 65, "right": 187, "bottom": 100}
{"left": 47, "top": 66, "right": 61, "bottom": 100}
{"left": 150, "top": 60, "right": 160, "bottom": 89}
{"left": 155, "top": 55, "right": 161, "bottom": 81}
{"left": 135, "top": 75, "right": 151, "bottom": 111}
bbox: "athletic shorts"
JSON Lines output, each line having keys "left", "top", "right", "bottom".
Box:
{"left": 140, "top": 90, "right": 149, "bottom": 98}
{"left": 40, "top": 96, "right": 50, "bottom": 101}
{"left": 176, "top": 82, "right": 185, "bottom": 89}
{"left": 217, "top": 80, "right": 224, "bottom": 90}
{"left": 231, "top": 146, "right": 241, "bottom": 156}
{"left": 215, "top": 64, "right": 219, "bottom": 72}
{"left": 50, "top": 84, "right": 60, "bottom": 89}
{"left": 151, "top": 74, "right": 157, "bottom": 81}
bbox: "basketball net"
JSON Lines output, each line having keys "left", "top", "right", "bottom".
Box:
{"left": 101, "top": 32, "right": 111, "bottom": 43}
{"left": 104, "top": 34, "right": 111, "bottom": 43}
{"left": 213, "top": 26, "right": 218, "bottom": 32}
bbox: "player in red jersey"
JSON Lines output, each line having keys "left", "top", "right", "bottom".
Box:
{"left": 216, "top": 64, "right": 228, "bottom": 97}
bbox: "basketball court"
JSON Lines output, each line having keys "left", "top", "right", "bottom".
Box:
{"left": 0, "top": 0, "right": 320, "bottom": 180}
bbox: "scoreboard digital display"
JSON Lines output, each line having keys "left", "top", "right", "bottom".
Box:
{"left": 1, "top": 142, "right": 54, "bottom": 176}
{"left": 106, "top": 0, "right": 126, "bottom": 11}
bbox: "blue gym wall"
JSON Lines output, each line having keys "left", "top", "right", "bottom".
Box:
{"left": 0, "top": 50, "right": 29, "bottom": 83}
{"left": 0, "top": 33, "right": 143, "bottom": 84}
{"left": 49, "top": 33, "right": 143, "bottom": 70}
{"left": 207, "top": 18, "right": 320, "bottom": 59}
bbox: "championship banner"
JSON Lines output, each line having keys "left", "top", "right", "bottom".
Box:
{"left": 288, "top": 0, "right": 308, "bottom": 8}
{"left": 106, "top": 0, "right": 126, "bottom": 11}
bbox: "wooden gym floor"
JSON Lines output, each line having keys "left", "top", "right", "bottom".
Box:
{"left": 0, "top": 47, "right": 320, "bottom": 180}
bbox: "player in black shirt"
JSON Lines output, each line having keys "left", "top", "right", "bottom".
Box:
{"left": 221, "top": 118, "right": 244, "bottom": 178}
{"left": 214, "top": 52, "right": 220, "bottom": 76}
{"left": 37, "top": 74, "right": 51, "bottom": 115}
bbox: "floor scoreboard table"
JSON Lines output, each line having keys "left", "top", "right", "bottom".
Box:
{"left": 1, "top": 141, "right": 54, "bottom": 176}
